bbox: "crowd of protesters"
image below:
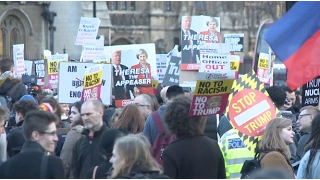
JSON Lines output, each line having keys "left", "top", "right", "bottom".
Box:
{"left": 0, "top": 57, "right": 319, "bottom": 179}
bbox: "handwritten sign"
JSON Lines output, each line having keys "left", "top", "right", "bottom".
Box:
{"left": 75, "top": 17, "right": 101, "bottom": 46}
{"left": 13, "top": 44, "right": 25, "bottom": 75}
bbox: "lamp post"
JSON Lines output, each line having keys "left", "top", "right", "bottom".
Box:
{"left": 93, "top": 1, "right": 96, "bottom": 17}
{"left": 41, "top": 6, "right": 57, "bottom": 53}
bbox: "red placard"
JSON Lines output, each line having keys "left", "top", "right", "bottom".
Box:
{"left": 228, "top": 89, "right": 276, "bottom": 137}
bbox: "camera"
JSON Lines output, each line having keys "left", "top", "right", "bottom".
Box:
{"left": 21, "top": 74, "right": 39, "bottom": 99}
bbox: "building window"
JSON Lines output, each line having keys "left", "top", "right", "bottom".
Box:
{"left": 165, "top": 1, "right": 171, "bottom": 11}
{"left": 130, "top": 1, "right": 136, "bottom": 11}
{"left": 0, "top": 16, "right": 25, "bottom": 59}
{"left": 121, "top": 1, "right": 127, "bottom": 10}
{"left": 112, "top": 1, "right": 118, "bottom": 10}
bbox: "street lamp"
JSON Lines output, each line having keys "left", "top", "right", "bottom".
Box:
{"left": 41, "top": 6, "right": 57, "bottom": 53}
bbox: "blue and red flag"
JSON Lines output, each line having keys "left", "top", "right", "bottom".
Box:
{"left": 264, "top": 1, "right": 320, "bottom": 90}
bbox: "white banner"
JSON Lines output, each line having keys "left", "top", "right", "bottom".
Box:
{"left": 58, "top": 62, "right": 112, "bottom": 104}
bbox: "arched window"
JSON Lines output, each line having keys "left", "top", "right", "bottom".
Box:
{"left": 0, "top": 15, "right": 25, "bottom": 59}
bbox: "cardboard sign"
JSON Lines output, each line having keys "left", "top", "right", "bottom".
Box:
{"left": 105, "top": 43, "right": 157, "bottom": 107}
{"left": 156, "top": 54, "right": 168, "bottom": 84}
{"left": 162, "top": 56, "right": 181, "bottom": 86}
{"left": 257, "top": 53, "right": 271, "bottom": 84}
{"left": 75, "top": 17, "right": 101, "bottom": 46}
{"left": 189, "top": 79, "right": 234, "bottom": 116}
{"left": 58, "top": 62, "right": 112, "bottom": 104}
{"left": 13, "top": 44, "right": 25, "bottom": 75}
{"left": 81, "top": 64, "right": 103, "bottom": 101}
{"left": 47, "top": 54, "right": 68, "bottom": 89}
{"left": 181, "top": 16, "right": 221, "bottom": 71}
{"left": 43, "top": 50, "right": 51, "bottom": 59}
{"left": 302, "top": 76, "right": 320, "bottom": 107}
{"left": 34, "top": 60, "right": 46, "bottom": 88}
{"left": 224, "top": 34, "right": 244, "bottom": 63}
{"left": 200, "top": 53, "right": 230, "bottom": 73}
{"left": 225, "top": 70, "right": 281, "bottom": 155}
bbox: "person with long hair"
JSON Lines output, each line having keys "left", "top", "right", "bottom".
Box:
{"left": 108, "top": 134, "right": 166, "bottom": 178}
{"left": 60, "top": 101, "right": 84, "bottom": 178}
{"left": 296, "top": 113, "right": 320, "bottom": 178}
{"left": 110, "top": 104, "right": 145, "bottom": 134}
{"left": 258, "top": 118, "right": 295, "bottom": 178}
{"left": 86, "top": 129, "right": 128, "bottom": 179}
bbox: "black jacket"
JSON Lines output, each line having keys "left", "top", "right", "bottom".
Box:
{"left": 0, "top": 77, "right": 27, "bottom": 104}
{"left": 204, "top": 115, "right": 218, "bottom": 141}
{"left": 7, "top": 120, "right": 24, "bottom": 157}
{"left": 162, "top": 135, "right": 226, "bottom": 179}
{"left": 0, "top": 141, "right": 65, "bottom": 178}
{"left": 106, "top": 165, "right": 169, "bottom": 179}
{"left": 86, "top": 160, "right": 112, "bottom": 179}
{"left": 72, "top": 124, "right": 109, "bottom": 179}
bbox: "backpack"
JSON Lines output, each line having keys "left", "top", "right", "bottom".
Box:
{"left": 0, "top": 83, "right": 20, "bottom": 110}
{"left": 240, "top": 152, "right": 270, "bottom": 179}
{"left": 151, "top": 111, "right": 175, "bottom": 166}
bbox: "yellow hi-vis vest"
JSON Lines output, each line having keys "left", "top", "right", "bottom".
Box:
{"left": 218, "top": 129, "right": 254, "bottom": 179}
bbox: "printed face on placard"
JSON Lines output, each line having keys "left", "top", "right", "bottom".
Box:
{"left": 206, "top": 96, "right": 222, "bottom": 108}
{"left": 182, "top": 16, "right": 192, "bottom": 30}
{"left": 228, "top": 89, "right": 276, "bottom": 137}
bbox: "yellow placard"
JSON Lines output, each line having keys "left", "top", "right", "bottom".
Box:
{"left": 258, "top": 57, "right": 268, "bottom": 69}
{"left": 83, "top": 70, "right": 103, "bottom": 89}
{"left": 194, "top": 79, "right": 234, "bottom": 96}
{"left": 152, "top": 80, "right": 158, "bottom": 89}
{"left": 230, "top": 60, "right": 240, "bottom": 71}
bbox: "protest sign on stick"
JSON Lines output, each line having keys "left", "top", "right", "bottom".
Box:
{"left": 81, "top": 64, "right": 103, "bottom": 101}
{"left": 47, "top": 54, "right": 68, "bottom": 89}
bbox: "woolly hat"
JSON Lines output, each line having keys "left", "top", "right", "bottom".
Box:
{"left": 38, "top": 103, "right": 53, "bottom": 112}
{"left": 20, "top": 95, "right": 36, "bottom": 102}
{"left": 100, "top": 128, "right": 128, "bottom": 156}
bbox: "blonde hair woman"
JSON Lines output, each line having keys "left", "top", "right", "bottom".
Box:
{"left": 109, "top": 134, "right": 167, "bottom": 178}
{"left": 258, "top": 118, "right": 295, "bottom": 178}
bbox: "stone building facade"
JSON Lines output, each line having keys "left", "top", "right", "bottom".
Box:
{"left": 0, "top": 1, "right": 285, "bottom": 70}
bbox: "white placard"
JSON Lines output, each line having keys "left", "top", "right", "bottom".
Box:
{"left": 156, "top": 54, "right": 167, "bottom": 84}
{"left": 58, "top": 62, "right": 112, "bottom": 105}
{"left": 75, "top": 17, "right": 101, "bottom": 46}
{"left": 13, "top": 44, "right": 25, "bottom": 75}
{"left": 24, "top": 60, "right": 33, "bottom": 75}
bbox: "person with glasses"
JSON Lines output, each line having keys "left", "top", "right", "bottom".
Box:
{"left": 0, "top": 110, "right": 65, "bottom": 178}
{"left": 133, "top": 94, "right": 155, "bottom": 120}
{"left": 295, "top": 106, "right": 320, "bottom": 162}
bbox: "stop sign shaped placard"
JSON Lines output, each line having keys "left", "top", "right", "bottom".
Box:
{"left": 229, "top": 89, "right": 276, "bottom": 137}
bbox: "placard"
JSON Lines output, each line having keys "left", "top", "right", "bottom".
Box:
{"left": 58, "top": 62, "right": 112, "bottom": 105}
{"left": 75, "top": 17, "right": 101, "bottom": 46}
{"left": 162, "top": 56, "right": 181, "bottom": 86}
{"left": 13, "top": 44, "right": 25, "bottom": 75}
{"left": 81, "top": 64, "right": 103, "bottom": 101}
{"left": 47, "top": 54, "right": 68, "bottom": 89}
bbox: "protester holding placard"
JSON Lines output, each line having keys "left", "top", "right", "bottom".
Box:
{"left": 0, "top": 58, "right": 27, "bottom": 105}
{"left": 131, "top": 49, "right": 153, "bottom": 95}
{"left": 199, "top": 17, "right": 221, "bottom": 43}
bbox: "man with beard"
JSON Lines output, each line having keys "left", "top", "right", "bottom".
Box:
{"left": 72, "top": 99, "right": 108, "bottom": 179}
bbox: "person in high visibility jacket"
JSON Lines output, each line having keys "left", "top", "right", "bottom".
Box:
{"left": 218, "top": 129, "right": 254, "bottom": 179}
